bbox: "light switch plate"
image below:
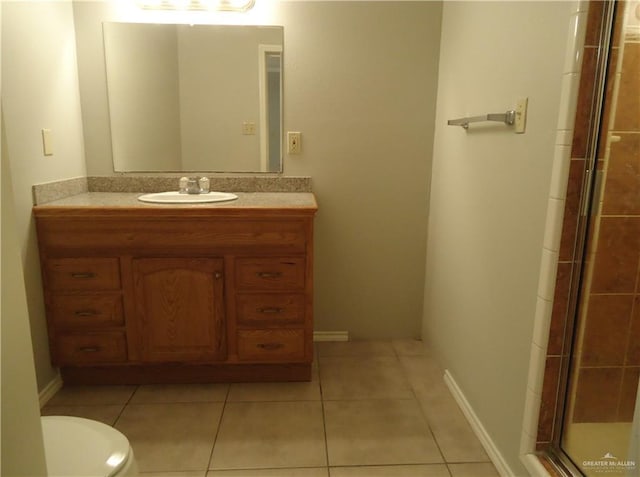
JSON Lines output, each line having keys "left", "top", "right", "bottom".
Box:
{"left": 42, "top": 129, "right": 54, "bottom": 156}
{"left": 242, "top": 121, "right": 256, "bottom": 135}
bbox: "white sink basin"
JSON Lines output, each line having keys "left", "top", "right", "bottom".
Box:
{"left": 137, "top": 191, "right": 238, "bottom": 204}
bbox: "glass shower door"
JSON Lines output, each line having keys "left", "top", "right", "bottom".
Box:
{"left": 560, "top": 2, "right": 640, "bottom": 475}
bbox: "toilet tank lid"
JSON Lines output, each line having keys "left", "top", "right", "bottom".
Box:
{"left": 41, "top": 416, "right": 131, "bottom": 477}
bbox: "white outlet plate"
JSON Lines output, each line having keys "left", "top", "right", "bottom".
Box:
{"left": 515, "top": 97, "right": 528, "bottom": 134}
{"left": 287, "top": 131, "right": 301, "bottom": 154}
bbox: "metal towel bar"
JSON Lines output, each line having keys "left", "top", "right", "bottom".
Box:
{"left": 448, "top": 110, "right": 516, "bottom": 130}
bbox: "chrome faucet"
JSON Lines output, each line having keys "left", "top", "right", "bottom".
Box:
{"left": 186, "top": 177, "right": 201, "bottom": 194}
{"left": 179, "top": 176, "right": 210, "bottom": 194}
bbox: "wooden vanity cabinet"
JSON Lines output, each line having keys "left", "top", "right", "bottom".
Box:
{"left": 33, "top": 199, "right": 317, "bottom": 384}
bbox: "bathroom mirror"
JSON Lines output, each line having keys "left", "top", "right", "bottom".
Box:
{"left": 103, "top": 23, "right": 283, "bottom": 173}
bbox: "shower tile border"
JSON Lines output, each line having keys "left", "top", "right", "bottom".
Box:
{"left": 519, "top": 1, "right": 587, "bottom": 473}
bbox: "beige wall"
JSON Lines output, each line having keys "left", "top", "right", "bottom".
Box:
{"left": 2, "top": 1, "right": 87, "bottom": 391}
{"left": 280, "top": 2, "right": 441, "bottom": 339}
{"left": 2, "top": 1, "right": 441, "bottom": 395}
{"left": 1, "top": 135, "right": 49, "bottom": 476}
{"left": 75, "top": 1, "right": 442, "bottom": 340}
{"left": 422, "top": 1, "right": 574, "bottom": 474}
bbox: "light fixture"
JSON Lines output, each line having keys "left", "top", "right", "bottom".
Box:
{"left": 138, "top": 0, "right": 255, "bottom": 11}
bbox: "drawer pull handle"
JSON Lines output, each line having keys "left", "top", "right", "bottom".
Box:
{"left": 78, "top": 346, "right": 101, "bottom": 353}
{"left": 257, "top": 272, "right": 282, "bottom": 279}
{"left": 70, "top": 272, "right": 96, "bottom": 279}
{"left": 257, "top": 342, "right": 284, "bottom": 351}
{"left": 74, "top": 310, "right": 97, "bottom": 317}
{"left": 259, "top": 307, "right": 284, "bottom": 314}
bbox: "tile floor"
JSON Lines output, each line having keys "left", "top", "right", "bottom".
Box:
{"left": 42, "top": 340, "right": 499, "bottom": 477}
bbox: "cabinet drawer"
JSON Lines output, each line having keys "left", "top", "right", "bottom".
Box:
{"left": 237, "top": 329, "right": 305, "bottom": 361}
{"left": 236, "top": 294, "right": 305, "bottom": 325}
{"left": 55, "top": 332, "right": 127, "bottom": 365}
{"left": 49, "top": 294, "right": 123, "bottom": 328}
{"left": 235, "top": 258, "right": 305, "bottom": 291}
{"left": 45, "top": 258, "right": 121, "bottom": 291}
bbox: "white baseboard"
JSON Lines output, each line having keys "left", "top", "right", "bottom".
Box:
{"left": 313, "top": 331, "right": 349, "bottom": 342}
{"left": 444, "top": 370, "right": 516, "bottom": 477}
{"left": 39, "top": 372, "right": 63, "bottom": 408}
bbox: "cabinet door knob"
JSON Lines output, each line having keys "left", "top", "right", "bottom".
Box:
{"left": 215, "top": 271, "right": 223, "bottom": 279}
{"left": 257, "top": 342, "right": 284, "bottom": 350}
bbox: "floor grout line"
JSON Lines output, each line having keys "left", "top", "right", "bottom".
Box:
{"left": 47, "top": 341, "right": 500, "bottom": 476}
{"left": 400, "top": 357, "right": 451, "bottom": 475}
{"left": 316, "top": 346, "right": 332, "bottom": 473}
{"left": 206, "top": 384, "right": 232, "bottom": 474}
{"left": 113, "top": 384, "right": 138, "bottom": 427}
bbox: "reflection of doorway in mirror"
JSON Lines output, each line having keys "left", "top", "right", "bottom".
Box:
{"left": 267, "top": 55, "right": 282, "bottom": 172}
{"left": 259, "top": 45, "right": 282, "bottom": 172}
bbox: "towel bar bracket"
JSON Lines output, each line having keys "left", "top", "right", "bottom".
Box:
{"left": 448, "top": 110, "right": 516, "bottom": 130}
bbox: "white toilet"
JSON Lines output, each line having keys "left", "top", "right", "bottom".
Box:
{"left": 41, "top": 416, "right": 138, "bottom": 477}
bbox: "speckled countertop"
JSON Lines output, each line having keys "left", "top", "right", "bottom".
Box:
{"left": 32, "top": 176, "right": 312, "bottom": 206}
{"left": 33, "top": 192, "right": 317, "bottom": 211}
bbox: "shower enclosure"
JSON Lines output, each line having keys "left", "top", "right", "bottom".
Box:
{"left": 546, "top": 1, "right": 640, "bottom": 475}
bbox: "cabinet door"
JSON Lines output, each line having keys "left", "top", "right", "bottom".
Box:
{"left": 133, "top": 258, "right": 225, "bottom": 362}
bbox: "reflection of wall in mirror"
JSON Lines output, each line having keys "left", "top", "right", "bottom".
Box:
{"left": 104, "top": 24, "right": 182, "bottom": 171}
{"left": 103, "top": 23, "right": 282, "bottom": 172}
{"left": 178, "top": 26, "right": 268, "bottom": 171}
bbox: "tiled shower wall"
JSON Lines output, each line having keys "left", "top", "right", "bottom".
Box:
{"left": 536, "top": 0, "right": 640, "bottom": 447}
{"left": 572, "top": 0, "right": 640, "bottom": 424}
